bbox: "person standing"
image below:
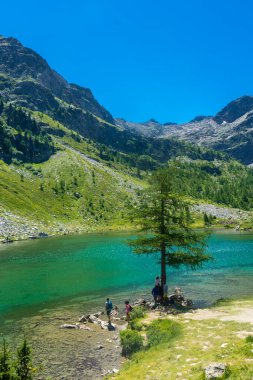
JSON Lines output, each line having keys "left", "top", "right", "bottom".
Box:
{"left": 105, "top": 297, "right": 113, "bottom": 324}
{"left": 125, "top": 300, "right": 132, "bottom": 323}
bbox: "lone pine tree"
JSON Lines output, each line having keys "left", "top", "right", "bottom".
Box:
{"left": 129, "top": 167, "right": 211, "bottom": 286}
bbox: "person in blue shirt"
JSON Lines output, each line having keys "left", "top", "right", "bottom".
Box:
{"left": 105, "top": 297, "right": 113, "bottom": 324}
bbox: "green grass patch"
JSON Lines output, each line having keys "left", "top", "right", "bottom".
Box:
{"left": 120, "top": 329, "right": 144, "bottom": 357}
{"left": 146, "top": 319, "right": 182, "bottom": 348}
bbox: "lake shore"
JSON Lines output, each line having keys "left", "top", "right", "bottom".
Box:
{"left": 1, "top": 201, "right": 252, "bottom": 244}
{"left": 107, "top": 298, "right": 253, "bottom": 380}
{"left": 4, "top": 297, "right": 253, "bottom": 380}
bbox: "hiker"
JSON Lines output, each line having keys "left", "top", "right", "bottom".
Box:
{"left": 152, "top": 284, "right": 162, "bottom": 305}
{"left": 105, "top": 297, "right": 113, "bottom": 324}
{"left": 125, "top": 300, "right": 132, "bottom": 323}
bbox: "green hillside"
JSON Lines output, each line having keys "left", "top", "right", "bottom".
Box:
{"left": 1, "top": 100, "right": 253, "bottom": 241}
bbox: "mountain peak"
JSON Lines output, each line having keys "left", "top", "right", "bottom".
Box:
{"left": 0, "top": 35, "right": 114, "bottom": 123}
{"left": 0, "top": 36, "right": 22, "bottom": 47}
{"left": 214, "top": 95, "right": 253, "bottom": 124}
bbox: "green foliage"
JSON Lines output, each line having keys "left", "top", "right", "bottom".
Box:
{"left": 128, "top": 319, "right": 143, "bottom": 331}
{"left": 15, "top": 339, "right": 33, "bottom": 380}
{"left": 0, "top": 339, "right": 12, "bottom": 380}
{"left": 0, "top": 339, "right": 35, "bottom": 380}
{"left": 146, "top": 319, "right": 181, "bottom": 348}
{"left": 129, "top": 306, "right": 145, "bottom": 320}
{"left": 0, "top": 102, "right": 55, "bottom": 164}
{"left": 245, "top": 335, "right": 253, "bottom": 343}
{"left": 167, "top": 159, "right": 253, "bottom": 210}
{"left": 129, "top": 167, "right": 211, "bottom": 284}
{"left": 120, "top": 330, "right": 144, "bottom": 357}
{"left": 128, "top": 307, "right": 146, "bottom": 331}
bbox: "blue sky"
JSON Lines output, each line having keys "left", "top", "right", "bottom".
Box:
{"left": 1, "top": 0, "right": 253, "bottom": 123}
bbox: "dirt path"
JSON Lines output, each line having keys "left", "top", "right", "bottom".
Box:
{"left": 184, "top": 302, "right": 253, "bottom": 324}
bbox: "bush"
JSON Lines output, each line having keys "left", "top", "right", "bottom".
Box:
{"left": 128, "top": 306, "right": 146, "bottom": 330}
{"left": 120, "top": 329, "right": 143, "bottom": 357}
{"left": 0, "top": 338, "right": 35, "bottom": 380}
{"left": 245, "top": 335, "right": 253, "bottom": 343}
{"left": 147, "top": 319, "right": 181, "bottom": 348}
{"left": 128, "top": 319, "right": 143, "bottom": 331}
{"left": 130, "top": 306, "right": 145, "bottom": 320}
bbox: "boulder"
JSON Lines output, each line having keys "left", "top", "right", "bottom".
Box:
{"left": 79, "top": 325, "right": 94, "bottom": 331}
{"left": 94, "top": 312, "right": 103, "bottom": 318}
{"left": 205, "top": 363, "right": 227, "bottom": 379}
{"left": 88, "top": 315, "right": 99, "bottom": 323}
{"left": 133, "top": 298, "right": 147, "bottom": 307}
{"left": 60, "top": 324, "right": 79, "bottom": 329}
{"left": 78, "top": 315, "right": 87, "bottom": 323}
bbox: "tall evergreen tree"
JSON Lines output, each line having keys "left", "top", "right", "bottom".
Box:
{"left": 15, "top": 339, "right": 33, "bottom": 380}
{"left": 129, "top": 167, "right": 211, "bottom": 286}
{"left": 0, "top": 338, "right": 11, "bottom": 380}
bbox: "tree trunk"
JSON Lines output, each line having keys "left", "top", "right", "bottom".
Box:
{"left": 160, "top": 196, "right": 166, "bottom": 286}
{"left": 161, "top": 239, "right": 166, "bottom": 286}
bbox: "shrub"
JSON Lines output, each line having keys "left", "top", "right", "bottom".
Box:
{"left": 0, "top": 338, "right": 35, "bottom": 380}
{"left": 120, "top": 330, "right": 143, "bottom": 357}
{"left": 147, "top": 319, "right": 181, "bottom": 348}
{"left": 130, "top": 306, "right": 145, "bottom": 320}
{"left": 245, "top": 335, "right": 253, "bottom": 343}
{"left": 128, "top": 306, "right": 145, "bottom": 331}
{"left": 128, "top": 319, "right": 143, "bottom": 331}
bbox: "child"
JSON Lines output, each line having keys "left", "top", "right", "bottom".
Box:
{"left": 125, "top": 300, "right": 132, "bottom": 323}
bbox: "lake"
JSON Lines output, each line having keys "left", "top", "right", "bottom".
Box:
{"left": 0, "top": 230, "right": 253, "bottom": 330}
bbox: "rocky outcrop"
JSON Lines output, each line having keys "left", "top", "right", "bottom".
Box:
{"left": 214, "top": 96, "right": 253, "bottom": 124}
{"left": 205, "top": 363, "right": 228, "bottom": 379}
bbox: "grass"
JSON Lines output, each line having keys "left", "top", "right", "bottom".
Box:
{"left": 0, "top": 144, "right": 141, "bottom": 238}
{"left": 107, "top": 300, "right": 253, "bottom": 380}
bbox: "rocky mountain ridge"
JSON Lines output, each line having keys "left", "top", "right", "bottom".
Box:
{"left": 116, "top": 96, "right": 253, "bottom": 165}
{"left": 0, "top": 36, "right": 113, "bottom": 122}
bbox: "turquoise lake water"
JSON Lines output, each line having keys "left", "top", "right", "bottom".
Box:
{"left": 0, "top": 231, "right": 253, "bottom": 325}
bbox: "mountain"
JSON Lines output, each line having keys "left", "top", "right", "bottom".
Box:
{"left": 0, "top": 34, "right": 253, "bottom": 240}
{"left": 118, "top": 96, "right": 253, "bottom": 165}
{"left": 0, "top": 36, "right": 113, "bottom": 122}
{"left": 0, "top": 35, "right": 227, "bottom": 169}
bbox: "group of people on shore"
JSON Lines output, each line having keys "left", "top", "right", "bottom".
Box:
{"left": 105, "top": 275, "right": 170, "bottom": 324}
{"left": 151, "top": 276, "right": 168, "bottom": 304}
{"left": 105, "top": 298, "right": 132, "bottom": 324}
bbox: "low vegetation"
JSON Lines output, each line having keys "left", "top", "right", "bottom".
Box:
{"left": 113, "top": 300, "right": 253, "bottom": 380}
{"left": 0, "top": 338, "right": 35, "bottom": 380}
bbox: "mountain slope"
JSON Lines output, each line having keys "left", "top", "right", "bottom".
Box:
{"left": 0, "top": 36, "right": 113, "bottom": 122}
{"left": 117, "top": 96, "right": 253, "bottom": 165}
{"left": 0, "top": 34, "right": 253, "bottom": 239}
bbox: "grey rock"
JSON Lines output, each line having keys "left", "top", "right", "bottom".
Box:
{"left": 60, "top": 324, "right": 79, "bottom": 329}
{"left": 205, "top": 363, "right": 227, "bottom": 379}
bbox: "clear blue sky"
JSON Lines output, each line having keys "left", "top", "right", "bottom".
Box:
{"left": 1, "top": 0, "right": 253, "bottom": 123}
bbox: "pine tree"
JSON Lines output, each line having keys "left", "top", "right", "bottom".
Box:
{"left": 15, "top": 339, "right": 33, "bottom": 380}
{"left": 0, "top": 338, "right": 11, "bottom": 380}
{"left": 129, "top": 167, "right": 211, "bottom": 286}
